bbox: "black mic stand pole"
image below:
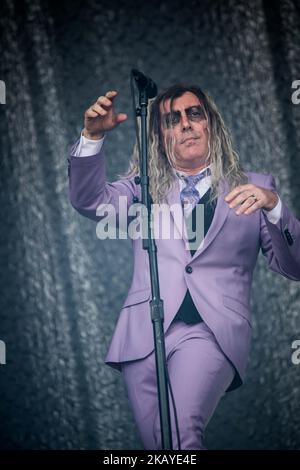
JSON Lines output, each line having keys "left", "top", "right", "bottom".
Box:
{"left": 132, "top": 77, "right": 173, "bottom": 450}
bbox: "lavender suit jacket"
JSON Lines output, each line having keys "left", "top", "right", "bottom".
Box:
{"left": 68, "top": 143, "right": 300, "bottom": 390}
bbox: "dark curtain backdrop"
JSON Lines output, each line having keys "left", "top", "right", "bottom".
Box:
{"left": 0, "top": 0, "right": 300, "bottom": 450}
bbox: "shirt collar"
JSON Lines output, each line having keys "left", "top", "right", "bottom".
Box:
{"left": 173, "top": 164, "right": 212, "bottom": 180}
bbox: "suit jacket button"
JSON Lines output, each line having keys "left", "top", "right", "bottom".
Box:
{"left": 185, "top": 265, "right": 193, "bottom": 274}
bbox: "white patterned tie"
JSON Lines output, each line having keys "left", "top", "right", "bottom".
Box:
{"left": 179, "top": 168, "right": 211, "bottom": 217}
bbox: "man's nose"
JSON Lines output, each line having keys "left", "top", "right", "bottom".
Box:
{"left": 181, "top": 112, "right": 192, "bottom": 130}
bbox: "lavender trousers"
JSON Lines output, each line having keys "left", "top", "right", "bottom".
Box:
{"left": 121, "top": 319, "right": 235, "bottom": 450}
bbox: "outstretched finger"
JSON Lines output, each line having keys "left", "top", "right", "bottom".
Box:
{"left": 243, "top": 200, "right": 262, "bottom": 215}
{"left": 224, "top": 184, "right": 255, "bottom": 203}
{"left": 92, "top": 103, "right": 108, "bottom": 116}
{"left": 235, "top": 197, "right": 257, "bottom": 215}
{"left": 85, "top": 107, "right": 99, "bottom": 119}
{"left": 106, "top": 90, "right": 118, "bottom": 100}
{"left": 115, "top": 113, "right": 128, "bottom": 123}
{"left": 97, "top": 96, "right": 113, "bottom": 108}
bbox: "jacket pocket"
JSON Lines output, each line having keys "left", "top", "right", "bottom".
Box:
{"left": 122, "top": 287, "right": 151, "bottom": 308}
{"left": 222, "top": 294, "right": 250, "bottom": 324}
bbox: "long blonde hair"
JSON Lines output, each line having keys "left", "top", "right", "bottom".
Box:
{"left": 118, "top": 84, "right": 248, "bottom": 205}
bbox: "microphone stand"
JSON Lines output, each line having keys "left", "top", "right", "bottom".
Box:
{"left": 131, "top": 74, "right": 173, "bottom": 450}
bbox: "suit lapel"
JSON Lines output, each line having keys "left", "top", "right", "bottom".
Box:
{"left": 191, "top": 178, "right": 230, "bottom": 260}
{"left": 166, "top": 178, "right": 189, "bottom": 245}
{"left": 166, "top": 177, "right": 230, "bottom": 260}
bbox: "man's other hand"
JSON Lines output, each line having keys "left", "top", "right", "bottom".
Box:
{"left": 224, "top": 184, "right": 279, "bottom": 215}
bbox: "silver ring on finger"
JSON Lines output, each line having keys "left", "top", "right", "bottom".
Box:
{"left": 249, "top": 194, "right": 258, "bottom": 203}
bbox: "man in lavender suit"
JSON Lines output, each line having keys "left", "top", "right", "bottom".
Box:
{"left": 68, "top": 84, "right": 300, "bottom": 450}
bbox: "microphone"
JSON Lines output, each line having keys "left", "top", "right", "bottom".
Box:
{"left": 131, "top": 69, "right": 157, "bottom": 98}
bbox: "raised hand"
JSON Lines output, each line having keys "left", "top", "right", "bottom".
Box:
{"left": 83, "top": 90, "right": 128, "bottom": 140}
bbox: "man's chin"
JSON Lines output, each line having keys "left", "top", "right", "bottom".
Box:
{"left": 177, "top": 153, "right": 205, "bottom": 163}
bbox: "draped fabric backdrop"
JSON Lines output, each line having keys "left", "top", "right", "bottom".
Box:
{"left": 0, "top": 0, "right": 300, "bottom": 450}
